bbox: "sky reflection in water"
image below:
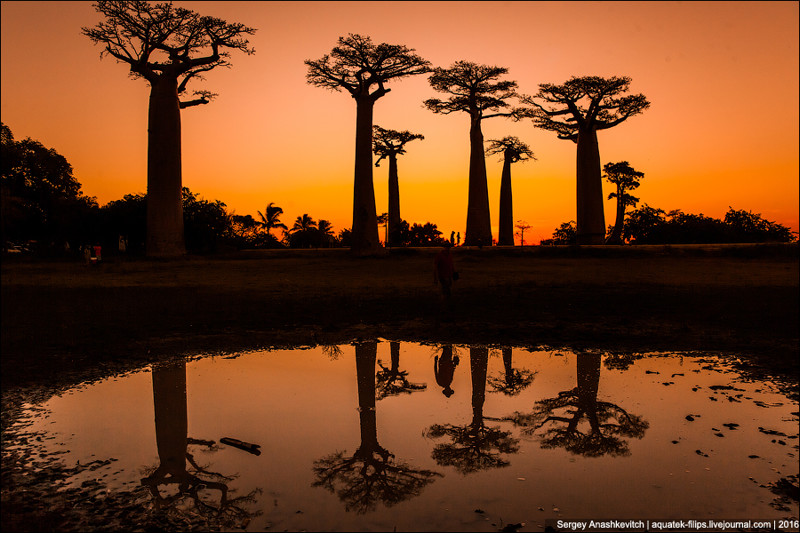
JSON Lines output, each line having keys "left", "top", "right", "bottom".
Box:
{"left": 11, "top": 342, "right": 799, "bottom": 531}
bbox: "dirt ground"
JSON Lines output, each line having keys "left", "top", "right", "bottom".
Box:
{"left": 1, "top": 243, "right": 799, "bottom": 531}
{"left": 2, "top": 243, "right": 798, "bottom": 391}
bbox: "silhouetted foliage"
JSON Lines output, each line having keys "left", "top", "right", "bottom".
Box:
{"left": 425, "top": 62, "right": 527, "bottom": 246}
{"left": 305, "top": 34, "right": 430, "bottom": 254}
{"left": 540, "top": 221, "right": 577, "bottom": 245}
{"left": 603, "top": 161, "right": 643, "bottom": 244}
{"left": 375, "top": 342, "right": 427, "bottom": 400}
{"left": 257, "top": 203, "right": 288, "bottom": 238}
{"left": 523, "top": 76, "right": 650, "bottom": 244}
{"left": 182, "top": 188, "right": 231, "bottom": 253}
{"left": 487, "top": 348, "right": 536, "bottom": 396}
{"left": 1, "top": 122, "right": 99, "bottom": 249}
{"left": 83, "top": 1, "right": 256, "bottom": 257}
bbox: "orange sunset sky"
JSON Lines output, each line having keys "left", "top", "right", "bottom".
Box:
{"left": 2, "top": 1, "right": 798, "bottom": 244}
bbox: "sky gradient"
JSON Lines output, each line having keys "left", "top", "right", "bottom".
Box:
{"left": 2, "top": 1, "right": 798, "bottom": 243}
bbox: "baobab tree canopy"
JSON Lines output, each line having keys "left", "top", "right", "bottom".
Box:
{"left": 525, "top": 76, "right": 649, "bottom": 141}
{"left": 485, "top": 136, "right": 535, "bottom": 163}
{"left": 82, "top": 0, "right": 256, "bottom": 107}
{"left": 305, "top": 34, "right": 430, "bottom": 100}
{"left": 372, "top": 126, "right": 424, "bottom": 167}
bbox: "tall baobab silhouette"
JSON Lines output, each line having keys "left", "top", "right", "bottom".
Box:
{"left": 141, "top": 361, "right": 261, "bottom": 527}
{"left": 425, "top": 62, "right": 527, "bottom": 247}
{"left": 485, "top": 137, "right": 535, "bottom": 246}
{"left": 375, "top": 341, "right": 427, "bottom": 400}
{"left": 257, "top": 202, "right": 287, "bottom": 239}
{"left": 523, "top": 76, "right": 649, "bottom": 245}
{"left": 603, "top": 161, "right": 644, "bottom": 244}
{"left": 82, "top": 1, "right": 255, "bottom": 257}
{"left": 499, "top": 353, "right": 649, "bottom": 457}
{"left": 312, "top": 342, "right": 441, "bottom": 513}
{"left": 305, "top": 35, "right": 430, "bottom": 255}
{"left": 373, "top": 126, "right": 424, "bottom": 246}
{"left": 425, "top": 347, "right": 520, "bottom": 474}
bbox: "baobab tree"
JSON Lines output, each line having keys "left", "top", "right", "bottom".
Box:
{"left": 83, "top": 1, "right": 255, "bottom": 257}
{"left": 603, "top": 161, "right": 644, "bottom": 244}
{"left": 514, "top": 220, "right": 532, "bottom": 246}
{"left": 305, "top": 34, "right": 430, "bottom": 254}
{"left": 523, "top": 76, "right": 649, "bottom": 245}
{"left": 373, "top": 126, "right": 424, "bottom": 246}
{"left": 425, "top": 62, "right": 527, "bottom": 246}
{"left": 486, "top": 137, "right": 535, "bottom": 246}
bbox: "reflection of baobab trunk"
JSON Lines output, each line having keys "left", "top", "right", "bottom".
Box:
{"left": 389, "top": 341, "right": 400, "bottom": 374}
{"left": 146, "top": 76, "right": 185, "bottom": 257}
{"left": 576, "top": 127, "right": 605, "bottom": 245}
{"left": 498, "top": 154, "right": 513, "bottom": 246}
{"left": 577, "top": 353, "right": 602, "bottom": 432}
{"left": 151, "top": 361, "right": 188, "bottom": 472}
{"left": 353, "top": 98, "right": 380, "bottom": 254}
{"left": 355, "top": 341, "right": 381, "bottom": 453}
{"left": 466, "top": 117, "right": 492, "bottom": 246}
{"left": 387, "top": 155, "right": 400, "bottom": 242}
{"left": 470, "top": 347, "right": 489, "bottom": 430}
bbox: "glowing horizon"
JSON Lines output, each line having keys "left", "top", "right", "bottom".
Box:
{"left": 2, "top": 1, "right": 798, "bottom": 244}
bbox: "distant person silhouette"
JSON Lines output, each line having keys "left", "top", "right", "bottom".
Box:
{"left": 435, "top": 345, "right": 459, "bottom": 397}
{"left": 450, "top": 231, "right": 455, "bottom": 245}
{"left": 456, "top": 232, "right": 461, "bottom": 246}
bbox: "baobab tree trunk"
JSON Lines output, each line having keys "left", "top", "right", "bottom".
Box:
{"left": 387, "top": 154, "right": 400, "bottom": 245}
{"left": 352, "top": 97, "right": 381, "bottom": 254}
{"left": 146, "top": 76, "right": 185, "bottom": 257}
{"left": 575, "top": 127, "right": 606, "bottom": 245}
{"left": 470, "top": 347, "right": 489, "bottom": 430}
{"left": 465, "top": 114, "right": 492, "bottom": 247}
{"left": 606, "top": 189, "right": 625, "bottom": 244}
{"left": 355, "top": 341, "right": 380, "bottom": 451}
{"left": 151, "top": 361, "right": 188, "bottom": 471}
{"left": 498, "top": 154, "right": 514, "bottom": 246}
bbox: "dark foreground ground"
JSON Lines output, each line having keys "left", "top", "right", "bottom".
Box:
{"left": 2, "top": 243, "right": 798, "bottom": 393}
{"left": 1, "top": 243, "right": 799, "bottom": 531}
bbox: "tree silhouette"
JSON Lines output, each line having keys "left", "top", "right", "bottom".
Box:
{"left": 256, "top": 202, "right": 288, "bottom": 239}
{"left": 317, "top": 219, "right": 335, "bottom": 246}
{"left": 523, "top": 76, "right": 649, "bottom": 245}
{"left": 372, "top": 126, "right": 424, "bottom": 246}
{"left": 425, "top": 62, "right": 527, "bottom": 247}
{"left": 425, "top": 347, "right": 520, "bottom": 474}
{"left": 312, "top": 342, "right": 441, "bottom": 514}
{"left": 487, "top": 348, "right": 536, "bottom": 396}
{"left": 514, "top": 220, "right": 532, "bottom": 246}
{"left": 499, "top": 353, "right": 648, "bottom": 457}
{"left": 141, "top": 361, "right": 261, "bottom": 528}
{"left": 486, "top": 137, "right": 535, "bottom": 246}
{"left": 305, "top": 34, "right": 430, "bottom": 255}
{"left": 603, "top": 161, "right": 643, "bottom": 244}
{"left": 375, "top": 341, "right": 427, "bottom": 400}
{"left": 83, "top": 1, "right": 255, "bottom": 257}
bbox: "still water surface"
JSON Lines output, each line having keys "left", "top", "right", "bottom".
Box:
{"left": 9, "top": 341, "right": 799, "bottom": 531}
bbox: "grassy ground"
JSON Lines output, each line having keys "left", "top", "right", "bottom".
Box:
{"left": 2, "top": 243, "right": 798, "bottom": 392}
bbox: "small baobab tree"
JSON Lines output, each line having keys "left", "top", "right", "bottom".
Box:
{"left": 373, "top": 126, "right": 424, "bottom": 246}
{"left": 523, "top": 76, "right": 649, "bottom": 245}
{"left": 305, "top": 34, "right": 430, "bottom": 254}
{"left": 425, "top": 62, "right": 527, "bottom": 247}
{"left": 515, "top": 220, "right": 531, "bottom": 246}
{"left": 83, "top": 1, "right": 255, "bottom": 257}
{"left": 603, "top": 161, "right": 643, "bottom": 244}
{"left": 486, "top": 137, "right": 535, "bottom": 246}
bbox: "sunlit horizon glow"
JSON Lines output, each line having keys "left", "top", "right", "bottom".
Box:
{"left": 2, "top": 1, "right": 798, "bottom": 244}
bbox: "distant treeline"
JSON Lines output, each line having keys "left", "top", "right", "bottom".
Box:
{"left": 1, "top": 122, "right": 795, "bottom": 256}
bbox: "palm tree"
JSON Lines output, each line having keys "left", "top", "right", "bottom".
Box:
{"left": 257, "top": 202, "right": 288, "bottom": 239}
{"left": 292, "top": 213, "right": 317, "bottom": 233}
{"left": 318, "top": 219, "right": 334, "bottom": 247}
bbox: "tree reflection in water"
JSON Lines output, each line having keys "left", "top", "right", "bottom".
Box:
{"left": 375, "top": 341, "right": 427, "bottom": 400}
{"left": 425, "top": 347, "right": 520, "bottom": 474}
{"left": 313, "top": 341, "right": 441, "bottom": 514}
{"left": 141, "top": 361, "right": 261, "bottom": 528}
{"left": 501, "top": 353, "right": 648, "bottom": 457}
{"left": 487, "top": 347, "right": 536, "bottom": 396}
